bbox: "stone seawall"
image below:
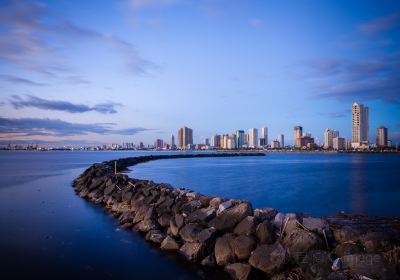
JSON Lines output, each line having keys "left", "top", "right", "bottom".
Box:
{"left": 73, "top": 153, "right": 400, "bottom": 280}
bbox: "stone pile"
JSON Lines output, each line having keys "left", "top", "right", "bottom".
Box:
{"left": 73, "top": 154, "right": 400, "bottom": 280}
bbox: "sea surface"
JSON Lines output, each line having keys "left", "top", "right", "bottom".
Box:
{"left": 0, "top": 151, "right": 399, "bottom": 279}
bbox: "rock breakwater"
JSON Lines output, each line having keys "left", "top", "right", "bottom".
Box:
{"left": 73, "top": 153, "right": 400, "bottom": 280}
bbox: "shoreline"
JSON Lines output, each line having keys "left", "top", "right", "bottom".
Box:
{"left": 72, "top": 153, "right": 400, "bottom": 280}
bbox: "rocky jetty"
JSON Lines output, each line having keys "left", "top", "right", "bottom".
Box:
{"left": 73, "top": 153, "right": 400, "bottom": 280}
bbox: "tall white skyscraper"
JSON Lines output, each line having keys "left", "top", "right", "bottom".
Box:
{"left": 279, "top": 134, "right": 284, "bottom": 148}
{"left": 352, "top": 102, "right": 369, "bottom": 147}
{"left": 170, "top": 134, "right": 175, "bottom": 147}
{"left": 249, "top": 128, "right": 258, "bottom": 148}
{"left": 261, "top": 127, "right": 268, "bottom": 147}
{"left": 323, "top": 128, "right": 339, "bottom": 149}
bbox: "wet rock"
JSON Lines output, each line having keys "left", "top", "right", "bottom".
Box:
{"left": 186, "top": 207, "right": 216, "bottom": 225}
{"left": 179, "top": 223, "right": 204, "bottom": 242}
{"left": 217, "top": 200, "right": 233, "bottom": 215}
{"left": 132, "top": 205, "right": 152, "bottom": 224}
{"left": 302, "top": 217, "right": 330, "bottom": 234}
{"left": 232, "top": 235, "right": 256, "bottom": 261}
{"left": 256, "top": 220, "right": 276, "bottom": 244}
{"left": 254, "top": 207, "right": 277, "bottom": 222}
{"left": 209, "top": 197, "right": 222, "bottom": 209}
{"left": 215, "top": 233, "right": 236, "bottom": 266}
{"left": 234, "top": 216, "right": 256, "bottom": 236}
{"left": 79, "top": 189, "right": 89, "bottom": 198}
{"left": 248, "top": 243, "right": 288, "bottom": 275}
{"left": 283, "top": 228, "right": 325, "bottom": 259}
{"left": 135, "top": 218, "right": 158, "bottom": 233}
{"left": 225, "top": 263, "right": 252, "bottom": 280}
{"left": 160, "top": 236, "right": 180, "bottom": 251}
{"left": 179, "top": 242, "right": 206, "bottom": 262}
{"left": 145, "top": 230, "right": 165, "bottom": 244}
{"left": 334, "top": 242, "right": 364, "bottom": 257}
{"left": 300, "top": 250, "right": 332, "bottom": 279}
{"left": 209, "top": 202, "right": 253, "bottom": 231}
{"left": 201, "top": 254, "right": 216, "bottom": 267}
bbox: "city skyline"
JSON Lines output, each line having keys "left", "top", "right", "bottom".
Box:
{"left": 1, "top": 1, "right": 400, "bottom": 146}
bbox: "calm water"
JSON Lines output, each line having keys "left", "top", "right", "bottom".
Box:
{"left": 0, "top": 151, "right": 400, "bottom": 279}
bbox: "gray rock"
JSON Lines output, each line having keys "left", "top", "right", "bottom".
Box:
{"left": 215, "top": 233, "right": 236, "bottom": 266}
{"left": 135, "top": 218, "right": 158, "bottom": 233}
{"left": 256, "top": 220, "right": 276, "bottom": 244}
{"left": 332, "top": 258, "right": 342, "bottom": 272}
{"left": 234, "top": 216, "right": 256, "bottom": 236}
{"left": 232, "top": 235, "right": 256, "bottom": 261}
{"left": 186, "top": 207, "right": 216, "bottom": 225}
{"left": 217, "top": 200, "right": 233, "bottom": 215}
{"left": 160, "top": 236, "right": 180, "bottom": 251}
{"left": 209, "top": 197, "right": 222, "bottom": 209}
{"left": 248, "top": 243, "right": 288, "bottom": 275}
{"left": 179, "top": 242, "right": 205, "bottom": 262}
{"left": 197, "top": 227, "right": 218, "bottom": 245}
{"left": 254, "top": 207, "right": 277, "bottom": 222}
{"left": 118, "top": 211, "right": 134, "bottom": 225}
{"left": 283, "top": 228, "right": 325, "bottom": 260}
{"left": 209, "top": 202, "right": 253, "bottom": 231}
{"left": 302, "top": 217, "right": 330, "bottom": 234}
{"left": 179, "top": 223, "right": 204, "bottom": 242}
{"left": 180, "top": 200, "right": 202, "bottom": 214}
{"left": 145, "top": 230, "right": 165, "bottom": 244}
{"left": 104, "top": 184, "right": 115, "bottom": 196}
{"left": 157, "top": 213, "right": 172, "bottom": 228}
{"left": 225, "top": 263, "right": 252, "bottom": 280}
{"left": 273, "top": 212, "right": 285, "bottom": 229}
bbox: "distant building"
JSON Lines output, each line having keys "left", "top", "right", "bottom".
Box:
{"left": 333, "top": 137, "right": 345, "bottom": 150}
{"left": 211, "top": 134, "right": 221, "bottom": 148}
{"left": 178, "top": 126, "right": 193, "bottom": 149}
{"left": 261, "top": 127, "right": 268, "bottom": 147}
{"left": 352, "top": 102, "right": 369, "bottom": 148}
{"left": 169, "top": 134, "right": 175, "bottom": 148}
{"left": 271, "top": 140, "right": 280, "bottom": 149}
{"left": 345, "top": 139, "right": 352, "bottom": 150}
{"left": 205, "top": 138, "right": 210, "bottom": 146}
{"left": 294, "top": 126, "right": 303, "bottom": 148}
{"left": 300, "top": 135, "right": 314, "bottom": 148}
{"left": 244, "top": 133, "right": 250, "bottom": 146}
{"left": 279, "top": 134, "right": 284, "bottom": 148}
{"left": 376, "top": 126, "right": 388, "bottom": 147}
{"left": 259, "top": 138, "right": 265, "bottom": 147}
{"left": 155, "top": 139, "right": 163, "bottom": 149}
{"left": 324, "top": 128, "right": 339, "bottom": 149}
{"left": 249, "top": 128, "right": 258, "bottom": 148}
{"left": 226, "top": 135, "right": 236, "bottom": 149}
{"left": 235, "top": 130, "right": 245, "bottom": 149}
{"left": 387, "top": 140, "right": 392, "bottom": 147}
{"left": 139, "top": 142, "right": 144, "bottom": 149}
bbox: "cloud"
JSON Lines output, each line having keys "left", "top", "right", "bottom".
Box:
{"left": 9, "top": 95, "right": 122, "bottom": 114}
{"left": 0, "top": 0, "right": 155, "bottom": 77}
{"left": 0, "top": 74, "right": 47, "bottom": 86}
{"left": 248, "top": 18, "right": 265, "bottom": 28}
{"left": 127, "top": 0, "right": 180, "bottom": 10}
{"left": 302, "top": 53, "right": 400, "bottom": 103}
{"left": 358, "top": 12, "right": 400, "bottom": 35}
{"left": 318, "top": 110, "right": 350, "bottom": 119}
{"left": 0, "top": 116, "right": 150, "bottom": 137}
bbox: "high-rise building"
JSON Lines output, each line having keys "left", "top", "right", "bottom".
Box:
{"left": 170, "top": 134, "right": 175, "bottom": 148}
{"left": 352, "top": 102, "right": 369, "bottom": 147}
{"left": 261, "top": 127, "right": 268, "bottom": 147}
{"left": 205, "top": 138, "right": 210, "bottom": 146}
{"left": 249, "top": 128, "right": 258, "bottom": 148}
{"left": 279, "top": 134, "right": 284, "bottom": 148}
{"left": 155, "top": 139, "right": 163, "bottom": 149}
{"left": 294, "top": 126, "right": 303, "bottom": 148}
{"left": 235, "top": 130, "right": 245, "bottom": 149}
{"left": 177, "top": 126, "right": 193, "bottom": 149}
{"left": 271, "top": 140, "right": 280, "bottom": 149}
{"left": 244, "top": 133, "right": 250, "bottom": 146}
{"left": 324, "top": 128, "right": 339, "bottom": 149}
{"left": 376, "top": 126, "right": 388, "bottom": 147}
{"left": 226, "top": 135, "right": 236, "bottom": 149}
{"left": 211, "top": 134, "right": 221, "bottom": 148}
{"left": 258, "top": 138, "right": 265, "bottom": 147}
{"left": 333, "top": 137, "right": 345, "bottom": 150}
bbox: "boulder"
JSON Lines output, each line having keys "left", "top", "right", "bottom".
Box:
{"left": 197, "top": 227, "right": 218, "bottom": 246}
{"left": 209, "top": 197, "right": 222, "bottom": 209}
{"left": 174, "top": 214, "right": 185, "bottom": 229}
{"left": 169, "top": 220, "right": 179, "bottom": 236}
{"left": 160, "top": 236, "right": 180, "bottom": 251}
{"left": 302, "top": 217, "right": 330, "bottom": 234}
{"left": 201, "top": 254, "right": 216, "bottom": 267}
{"left": 334, "top": 242, "right": 364, "bottom": 257}
{"left": 199, "top": 195, "right": 213, "bottom": 207}
{"left": 186, "top": 207, "right": 216, "bottom": 225}
{"left": 332, "top": 258, "right": 342, "bottom": 272}
{"left": 179, "top": 223, "right": 204, "bottom": 242}
{"left": 225, "top": 263, "right": 252, "bottom": 280}
{"left": 135, "top": 218, "right": 158, "bottom": 233}
{"left": 209, "top": 202, "right": 253, "bottom": 231}
{"left": 300, "top": 250, "right": 333, "bottom": 280}
{"left": 180, "top": 200, "right": 202, "bottom": 214}
{"left": 283, "top": 228, "right": 325, "bottom": 260}
{"left": 179, "top": 242, "right": 206, "bottom": 262}
{"left": 217, "top": 200, "right": 233, "bottom": 215}
{"left": 118, "top": 211, "right": 134, "bottom": 225}
{"left": 256, "top": 220, "right": 276, "bottom": 244}
{"left": 273, "top": 212, "right": 285, "bottom": 229}
{"left": 132, "top": 204, "right": 150, "bottom": 224}
{"left": 104, "top": 184, "right": 115, "bottom": 196}
{"left": 248, "top": 243, "right": 288, "bottom": 275}
{"left": 232, "top": 235, "right": 256, "bottom": 261}
{"left": 157, "top": 213, "right": 173, "bottom": 228}
{"left": 234, "top": 216, "right": 256, "bottom": 236}
{"left": 215, "top": 233, "right": 236, "bottom": 266}
{"left": 145, "top": 230, "right": 165, "bottom": 244}
{"left": 254, "top": 207, "right": 277, "bottom": 222}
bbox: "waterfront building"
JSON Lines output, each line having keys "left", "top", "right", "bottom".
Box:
{"left": 294, "top": 126, "right": 303, "bottom": 148}
{"left": 205, "top": 138, "right": 210, "bottom": 146}
{"left": 376, "top": 126, "right": 388, "bottom": 147}
{"left": 259, "top": 138, "right": 265, "bottom": 147}
{"left": 333, "top": 137, "right": 345, "bottom": 150}
{"left": 211, "top": 134, "right": 221, "bottom": 148}
{"left": 169, "top": 134, "right": 175, "bottom": 148}
{"left": 345, "top": 139, "right": 352, "bottom": 150}
{"left": 387, "top": 140, "right": 392, "bottom": 147}
{"left": 244, "top": 133, "right": 250, "bottom": 146}
{"left": 155, "top": 139, "right": 163, "bottom": 149}
{"left": 235, "top": 130, "right": 245, "bottom": 149}
{"left": 300, "top": 135, "right": 314, "bottom": 148}
{"left": 249, "top": 128, "right": 258, "bottom": 148}
{"left": 139, "top": 142, "right": 144, "bottom": 149}
{"left": 279, "top": 134, "right": 284, "bottom": 148}
{"left": 178, "top": 126, "right": 193, "bottom": 149}
{"left": 271, "top": 140, "right": 280, "bottom": 149}
{"left": 324, "top": 128, "right": 339, "bottom": 149}
{"left": 226, "top": 135, "right": 236, "bottom": 149}
{"left": 352, "top": 102, "right": 369, "bottom": 148}
{"left": 261, "top": 127, "right": 268, "bottom": 147}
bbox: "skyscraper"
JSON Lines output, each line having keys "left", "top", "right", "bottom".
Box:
{"left": 376, "top": 126, "right": 388, "bottom": 147}
{"left": 279, "top": 134, "right": 284, "bottom": 148}
{"left": 323, "top": 128, "right": 339, "bottom": 149}
{"left": 352, "top": 102, "right": 369, "bottom": 147}
{"left": 294, "top": 126, "right": 303, "bottom": 148}
{"left": 177, "top": 126, "right": 193, "bottom": 149}
{"left": 261, "top": 127, "right": 268, "bottom": 147}
{"left": 249, "top": 128, "right": 258, "bottom": 148}
{"left": 211, "top": 134, "right": 220, "bottom": 148}
{"left": 170, "top": 134, "right": 175, "bottom": 148}
{"left": 235, "top": 130, "right": 245, "bottom": 149}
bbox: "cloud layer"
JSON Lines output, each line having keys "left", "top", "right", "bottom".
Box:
{"left": 9, "top": 95, "right": 122, "bottom": 114}
{"left": 0, "top": 117, "right": 150, "bottom": 137}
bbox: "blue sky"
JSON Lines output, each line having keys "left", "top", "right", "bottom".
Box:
{"left": 1, "top": 0, "right": 400, "bottom": 145}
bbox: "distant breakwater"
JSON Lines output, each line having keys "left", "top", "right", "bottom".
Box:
{"left": 73, "top": 153, "right": 400, "bottom": 280}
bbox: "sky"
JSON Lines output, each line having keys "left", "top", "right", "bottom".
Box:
{"left": 1, "top": 0, "right": 400, "bottom": 146}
